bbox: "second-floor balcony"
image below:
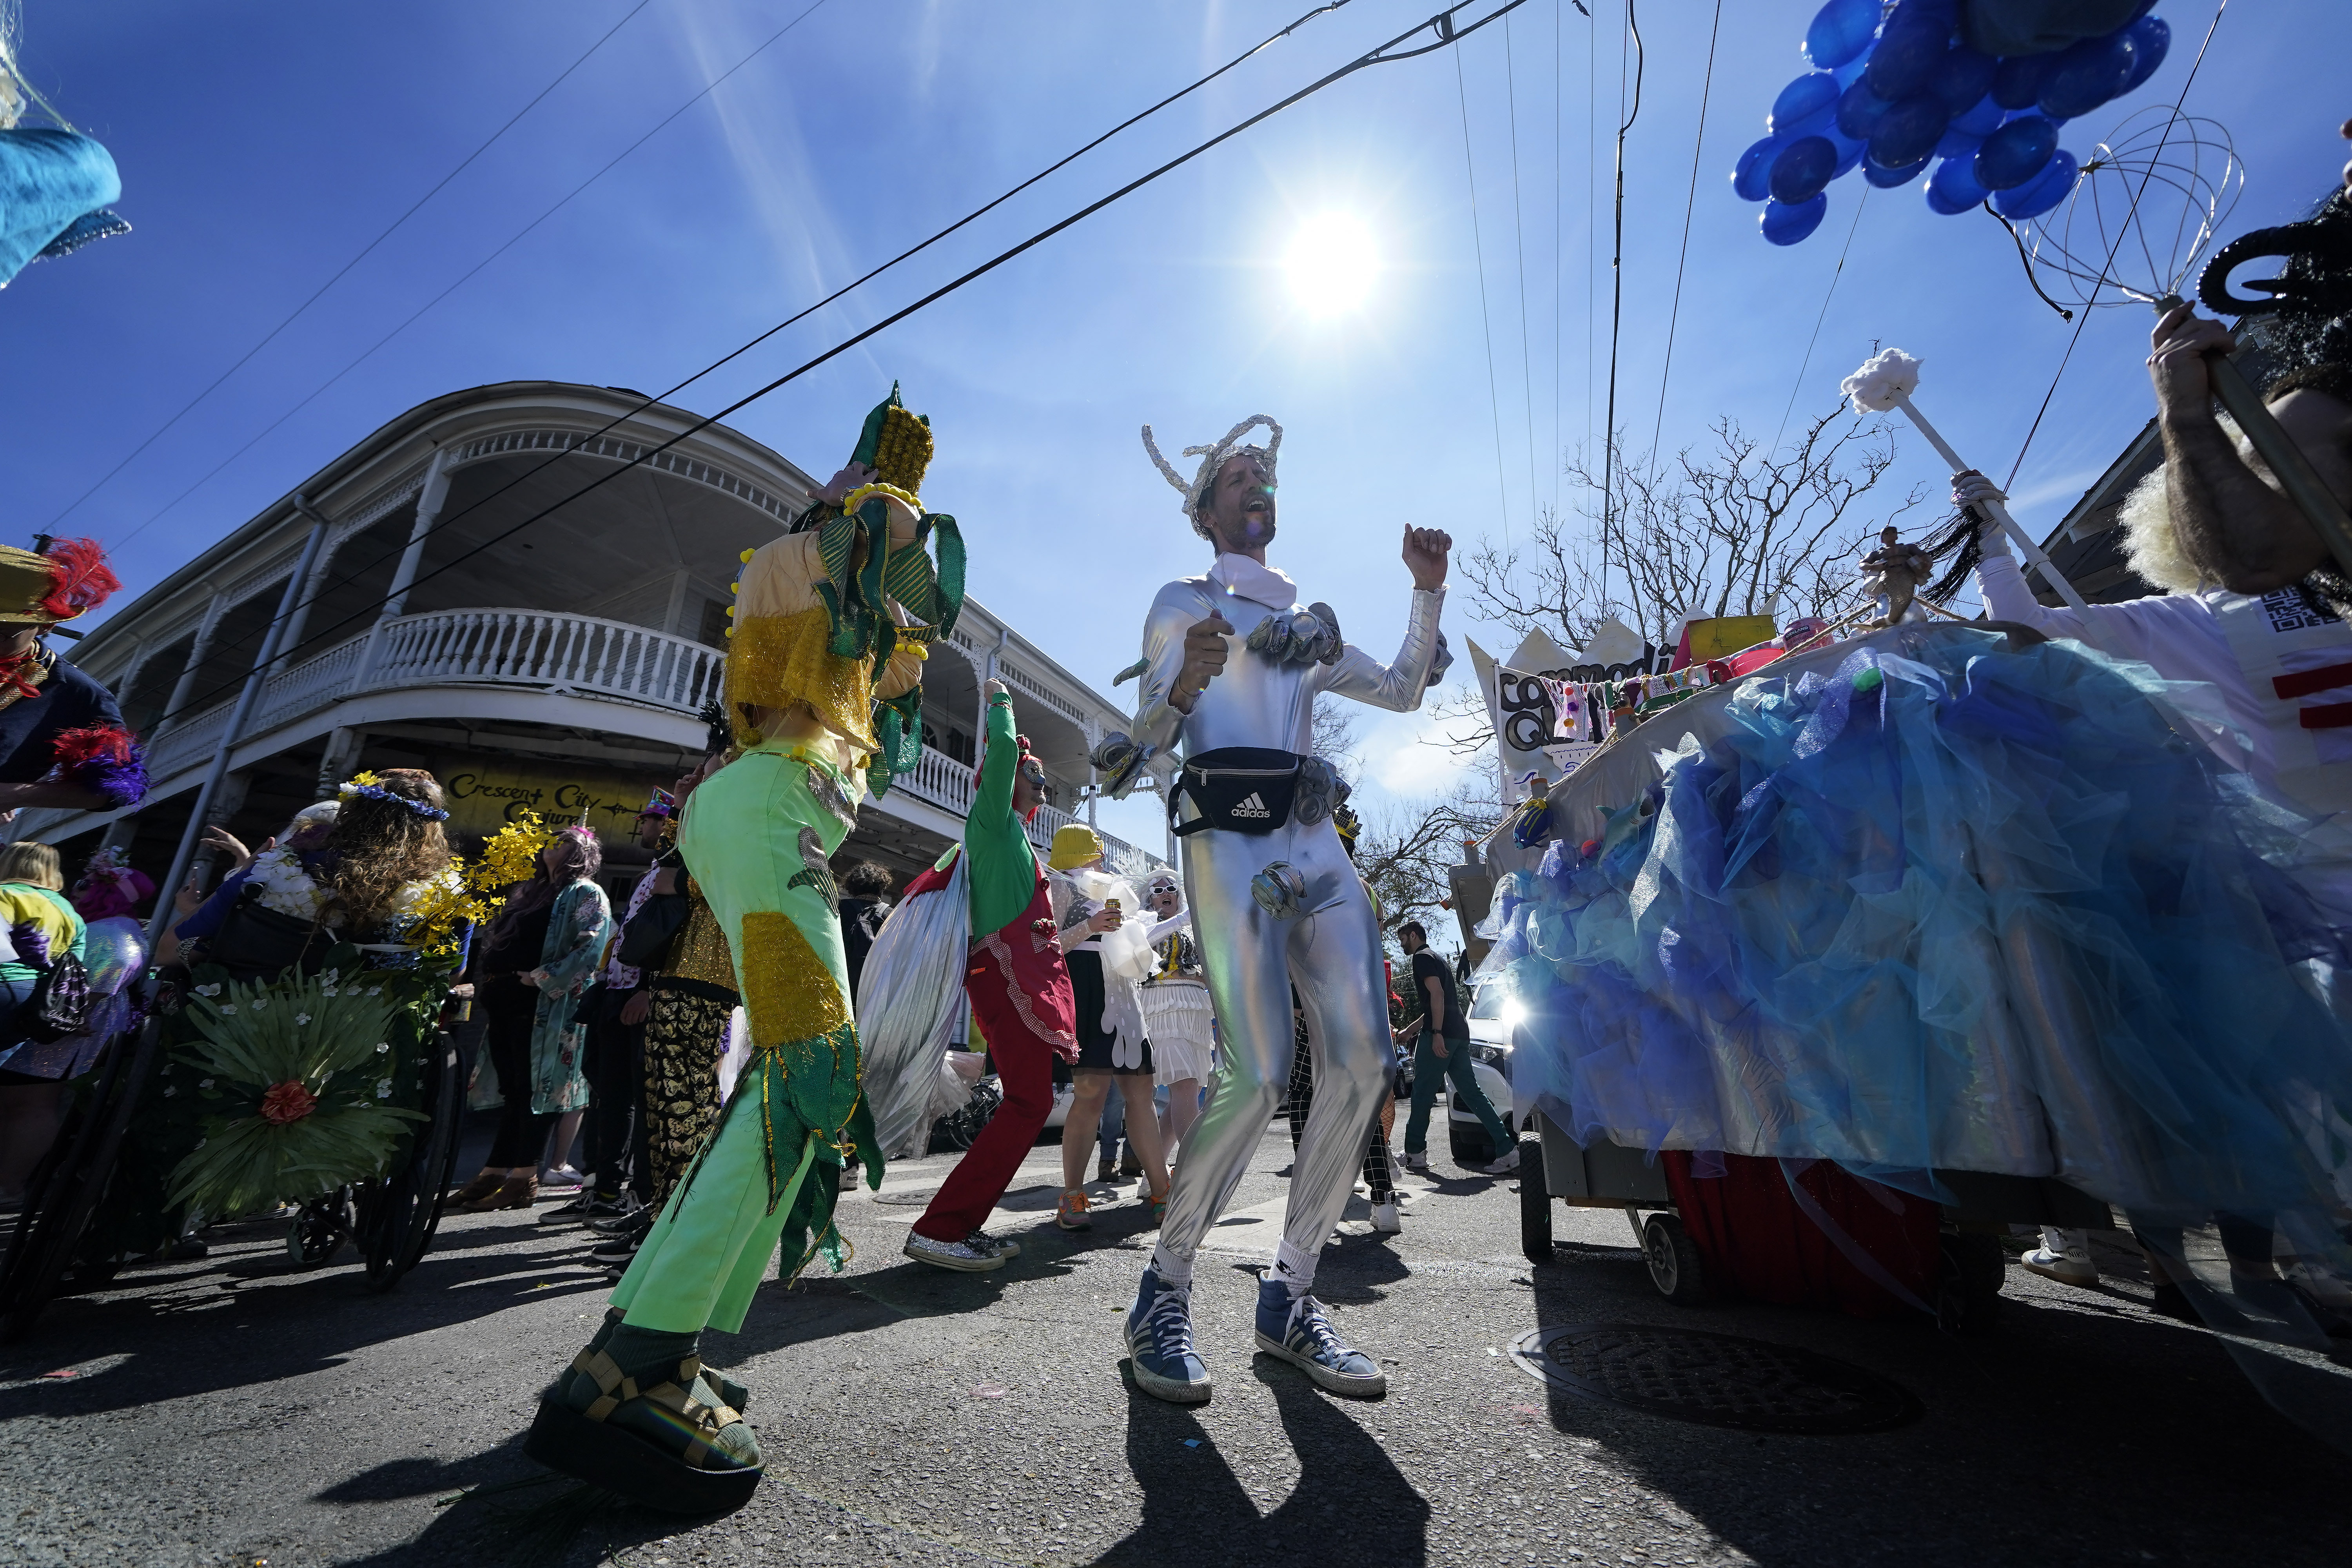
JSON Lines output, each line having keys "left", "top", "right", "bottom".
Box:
{"left": 132, "top": 606, "right": 1157, "bottom": 868}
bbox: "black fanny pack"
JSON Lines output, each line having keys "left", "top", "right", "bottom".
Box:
{"left": 1171, "top": 748, "right": 1347, "bottom": 838}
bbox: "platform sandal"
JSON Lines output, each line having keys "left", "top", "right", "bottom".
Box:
{"left": 525, "top": 1349, "right": 764, "bottom": 1514}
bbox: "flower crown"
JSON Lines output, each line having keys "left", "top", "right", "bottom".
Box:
{"left": 338, "top": 770, "right": 449, "bottom": 821}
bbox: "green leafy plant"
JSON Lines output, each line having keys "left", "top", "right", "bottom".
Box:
{"left": 165, "top": 963, "right": 432, "bottom": 1217}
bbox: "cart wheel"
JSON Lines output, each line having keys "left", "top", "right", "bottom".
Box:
{"left": 287, "top": 1190, "right": 354, "bottom": 1268}
{"left": 0, "top": 1023, "right": 159, "bottom": 1343}
{"left": 1518, "top": 1135, "right": 1553, "bottom": 1264}
{"left": 1935, "top": 1232, "right": 2005, "bottom": 1336}
{"left": 1643, "top": 1212, "right": 1708, "bottom": 1305}
{"left": 362, "top": 1035, "right": 463, "bottom": 1290}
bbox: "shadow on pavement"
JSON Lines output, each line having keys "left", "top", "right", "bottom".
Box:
{"left": 1097, "top": 1361, "right": 1431, "bottom": 1566}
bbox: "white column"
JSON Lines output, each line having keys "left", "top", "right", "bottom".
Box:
{"left": 152, "top": 591, "right": 229, "bottom": 738}
{"left": 357, "top": 449, "right": 452, "bottom": 682}
{"left": 268, "top": 498, "right": 343, "bottom": 674}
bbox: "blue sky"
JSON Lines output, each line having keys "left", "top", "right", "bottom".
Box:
{"left": 9, "top": 0, "right": 2348, "bottom": 850}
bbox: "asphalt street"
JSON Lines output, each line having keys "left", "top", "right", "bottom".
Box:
{"left": 1, "top": 1116, "right": 2346, "bottom": 1568}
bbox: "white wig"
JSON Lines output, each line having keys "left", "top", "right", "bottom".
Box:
{"left": 2116, "top": 414, "right": 2268, "bottom": 595}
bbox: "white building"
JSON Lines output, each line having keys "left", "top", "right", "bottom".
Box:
{"left": 20, "top": 381, "right": 1161, "bottom": 893}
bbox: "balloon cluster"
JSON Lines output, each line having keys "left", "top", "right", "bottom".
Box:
{"left": 1733, "top": 0, "right": 2171, "bottom": 245}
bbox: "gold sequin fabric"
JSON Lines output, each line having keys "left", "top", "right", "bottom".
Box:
{"left": 643, "top": 987, "right": 732, "bottom": 1203}
{"left": 739, "top": 910, "right": 849, "bottom": 1051}
{"left": 724, "top": 603, "right": 877, "bottom": 752}
{"left": 660, "top": 888, "right": 739, "bottom": 992}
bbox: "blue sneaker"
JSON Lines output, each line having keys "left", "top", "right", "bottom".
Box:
{"left": 1125, "top": 1266, "right": 1211, "bottom": 1405}
{"left": 1254, "top": 1277, "right": 1387, "bottom": 1397}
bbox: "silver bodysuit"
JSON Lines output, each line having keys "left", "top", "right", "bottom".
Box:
{"left": 1130, "top": 558, "right": 1446, "bottom": 1288}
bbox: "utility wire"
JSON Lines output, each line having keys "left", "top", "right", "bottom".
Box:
{"left": 1598, "top": 0, "right": 1642, "bottom": 593}
{"left": 145, "top": 0, "right": 1363, "bottom": 683}
{"left": 1455, "top": 38, "right": 1515, "bottom": 544}
{"left": 2002, "top": 0, "right": 2225, "bottom": 491}
{"left": 144, "top": 0, "right": 1535, "bottom": 735}
{"left": 1771, "top": 187, "right": 1870, "bottom": 453}
{"left": 46, "top": 0, "right": 660, "bottom": 532}
{"left": 1502, "top": 10, "right": 1541, "bottom": 532}
{"left": 1650, "top": 0, "right": 1722, "bottom": 458}
{"left": 107, "top": 0, "right": 836, "bottom": 554}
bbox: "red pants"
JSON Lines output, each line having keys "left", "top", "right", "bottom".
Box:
{"left": 910, "top": 975, "right": 1058, "bottom": 1243}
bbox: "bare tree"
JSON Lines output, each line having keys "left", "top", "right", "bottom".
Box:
{"left": 1347, "top": 777, "right": 1501, "bottom": 941}
{"left": 1460, "top": 407, "right": 1927, "bottom": 657}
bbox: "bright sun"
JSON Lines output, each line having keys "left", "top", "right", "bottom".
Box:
{"left": 1283, "top": 212, "right": 1379, "bottom": 314}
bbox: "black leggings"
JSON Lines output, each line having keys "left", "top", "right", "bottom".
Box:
{"left": 483, "top": 1009, "right": 555, "bottom": 1169}
{"left": 1285, "top": 1040, "right": 1398, "bottom": 1204}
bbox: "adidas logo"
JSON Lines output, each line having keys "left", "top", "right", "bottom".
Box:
{"left": 1230, "top": 792, "right": 1271, "bottom": 819}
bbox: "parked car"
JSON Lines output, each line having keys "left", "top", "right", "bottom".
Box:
{"left": 1447, "top": 975, "right": 1526, "bottom": 1166}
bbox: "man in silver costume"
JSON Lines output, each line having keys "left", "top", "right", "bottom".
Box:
{"left": 1108, "top": 414, "right": 1451, "bottom": 1404}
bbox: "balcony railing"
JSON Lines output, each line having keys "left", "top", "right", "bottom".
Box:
{"left": 113, "top": 606, "right": 1163, "bottom": 868}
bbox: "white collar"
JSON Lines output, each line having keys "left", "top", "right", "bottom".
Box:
{"left": 1206, "top": 553, "right": 1298, "bottom": 610}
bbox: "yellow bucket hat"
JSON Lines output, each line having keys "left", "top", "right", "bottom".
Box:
{"left": 1047, "top": 824, "right": 1106, "bottom": 871}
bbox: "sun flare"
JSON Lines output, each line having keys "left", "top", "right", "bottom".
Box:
{"left": 1283, "top": 212, "right": 1379, "bottom": 315}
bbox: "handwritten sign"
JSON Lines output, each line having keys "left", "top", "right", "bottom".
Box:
{"left": 432, "top": 758, "right": 673, "bottom": 848}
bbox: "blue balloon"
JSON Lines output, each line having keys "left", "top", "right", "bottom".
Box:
{"left": 1803, "top": 0, "right": 1882, "bottom": 70}
{"left": 1864, "top": 155, "right": 1931, "bottom": 188}
{"left": 2038, "top": 31, "right": 2136, "bottom": 119}
{"left": 1762, "top": 193, "right": 1831, "bottom": 246}
{"left": 1864, "top": 17, "right": 1949, "bottom": 103}
{"left": 1932, "top": 47, "right": 1997, "bottom": 114}
{"left": 1926, "top": 154, "right": 1989, "bottom": 214}
{"left": 1951, "top": 92, "right": 2004, "bottom": 138}
{"left": 1770, "top": 71, "right": 1844, "bottom": 136}
{"left": 1835, "top": 78, "right": 1892, "bottom": 141}
{"left": 1994, "top": 148, "right": 2078, "bottom": 220}
{"left": 1974, "top": 114, "right": 2059, "bottom": 191}
{"left": 1769, "top": 136, "right": 1840, "bottom": 205}
{"left": 1935, "top": 126, "right": 1985, "bottom": 162}
{"left": 1829, "top": 128, "right": 1868, "bottom": 179}
{"left": 1867, "top": 93, "right": 1950, "bottom": 171}
{"left": 1733, "top": 134, "right": 1784, "bottom": 201}
{"left": 1991, "top": 53, "right": 2053, "bottom": 111}
{"left": 2120, "top": 16, "right": 2170, "bottom": 94}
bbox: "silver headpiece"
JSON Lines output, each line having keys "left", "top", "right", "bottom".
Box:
{"left": 1142, "top": 415, "right": 1283, "bottom": 534}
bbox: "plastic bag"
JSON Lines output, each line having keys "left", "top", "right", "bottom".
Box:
{"left": 856, "top": 854, "right": 973, "bottom": 1158}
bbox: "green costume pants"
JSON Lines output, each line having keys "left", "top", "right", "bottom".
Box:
{"left": 610, "top": 744, "right": 878, "bottom": 1335}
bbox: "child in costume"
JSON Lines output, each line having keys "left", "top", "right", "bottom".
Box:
{"left": 1106, "top": 415, "right": 1451, "bottom": 1404}
{"left": 528, "top": 386, "right": 961, "bottom": 1514}
{"left": 900, "top": 682, "right": 1081, "bottom": 1271}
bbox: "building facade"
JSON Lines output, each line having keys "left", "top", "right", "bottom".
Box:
{"left": 18, "top": 381, "right": 1161, "bottom": 898}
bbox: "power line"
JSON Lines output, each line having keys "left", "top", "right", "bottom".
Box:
{"left": 1455, "top": 38, "right": 1515, "bottom": 543}
{"left": 1553, "top": 0, "right": 1566, "bottom": 516}
{"left": 2002, "top": 0, "right": 2226, "bottom": 491}
{"left": 46, "top": 0, "right": 660, "bottom": 532}
{"left": 145, "top": 0, "right": 1364, "bottom": 692}
{"left": 143, "top": 1, "right": 1537, "bottom": 736}
{"left": 1650, "top": 0, "right": 1722, "bottom": 458}
{"left": 1771, "top": 187, "right": 1871, "bottom": 453}
{"left": 1585, "top": 1, "right": 1598, "bottom": 457}
{"left": 106, "top": 0, "right": 837, "bottom": 555}
{"left": 1502, "top": 10, "right": 1541, "bottom": 530}
{"left": 1598, "top": 0, "right": 1643, "bottom": 592}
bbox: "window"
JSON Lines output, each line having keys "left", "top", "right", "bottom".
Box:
{"left": 1468, "top": 980, "right": 1512, "bottom": 1020}
{"left": 696, "top": 599, "right": 731, "bottom": 648}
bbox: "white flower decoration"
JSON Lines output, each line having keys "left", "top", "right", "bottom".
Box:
{"left": 163, "top": 1086, "right": 176, "bottom": 1097}
{"left": 294, "top": 1013, "right": 312, "bottom": 1026}
{"left": 193, "top": 983, "right": 220, "bottom": 997}
{"left": 252, "top": 998, "right": 269, "bottom": 1011}
{"left": 366, "top": 986, "right": 383, "bottom": 997}
{"left": 375, "top": 1079, "right": 393, "bottom": 1098}
{"left": 321, "top": 987, "right": 339, "bottom": 998}
{"left": 218, "top": 1005, "right": 237, "bottom": 1015}
{"left": 374, "top": 1041, "right": 390, "bottom": 1054}
{"left": 199, "top": 1078, "right": 215, "bottom": 1089}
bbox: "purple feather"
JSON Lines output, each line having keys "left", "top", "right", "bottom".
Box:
{"left": 73, "top": 747, "right": 149, "bottom": 809}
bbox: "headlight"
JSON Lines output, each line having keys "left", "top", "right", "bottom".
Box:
{"left": 1499, "top": 999, "right": 1526, "bottom": 1030}
{"left": 1473, "top": 1042, "right": 1509, "bottom": 1068}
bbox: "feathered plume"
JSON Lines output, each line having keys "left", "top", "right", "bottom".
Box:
{"left": 36, "top": 538, "right": 120, "bottom": 622}
{"left": 50, "top": 724, "right": 147, "bottom": 808}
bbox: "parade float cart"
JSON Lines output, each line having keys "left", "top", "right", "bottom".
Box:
{"left": 1484, "top": 618, "right": 2258, "bottom": 1332}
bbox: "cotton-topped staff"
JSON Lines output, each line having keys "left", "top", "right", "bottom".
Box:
{"left": 1841, "top": 347, "right": 2091, "bottom": 611}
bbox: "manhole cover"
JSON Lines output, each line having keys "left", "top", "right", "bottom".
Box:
{"left": 1506, "top": 1323, "right": 1922, "bottom": 1435}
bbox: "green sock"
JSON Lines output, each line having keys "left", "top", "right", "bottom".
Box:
{"left": 566, "top": 1323, "right": 760, "bottom": 1470}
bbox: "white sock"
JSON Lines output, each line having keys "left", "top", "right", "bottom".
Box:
{"left": 1272, "top": 1238, "right": 1316, "bottom": 1296}
{"left": 1150, "top": 1242, "right": 1194, "bottom": 1287}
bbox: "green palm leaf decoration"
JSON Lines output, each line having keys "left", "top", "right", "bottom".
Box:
{"left": 165, "top": 964, "right": 434, "bottom": 1218}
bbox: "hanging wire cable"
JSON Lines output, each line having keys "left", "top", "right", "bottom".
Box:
{"left": 1456, "top": 40, "right": 1516, "bottom": 544}
{"left": 1598, "top": 0, "right": 1643, "bottom": 593}
{"left": 45, "top": 0, "right": 661, "bottom": 531}
{"left": 1553, "top": 0, "right": 1564, "bottom": 514}
{"left": 144, "top": 0, "right": 1535, "bottom": 732}
{"left": 1585, "top": 0, "right": 1598, "bottom": 456}
{"left": 117, "top": 0, "right": 1361, "bottom": 626}
{"left": 1771, "top": 188, "right": 1871, "bottom": 453}
{"left": 2002, "top": 0, "right": 2226, "bottom": 491}
{"left": 107, "top": 0, "right": 838, "bottom": 554}
{"left": 1502, "top": 11, "right": 1542, "bottom": 530}
{"left": 1650, "top": 0, "right": 1722, "bottom": 458}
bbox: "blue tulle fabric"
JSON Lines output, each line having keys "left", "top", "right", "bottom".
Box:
{"left": 0, "top": 127, "right": 125, "bottom": 286}
{"left": 1490, "top": 629, "right": 2352, "bottom": 1226}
